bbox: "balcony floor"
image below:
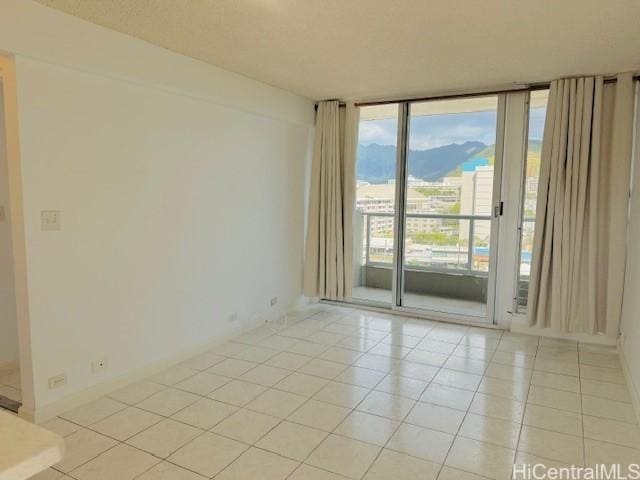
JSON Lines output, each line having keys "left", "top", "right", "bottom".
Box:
{"left": 352, "top": 286, "right": 488, "bottom": 319}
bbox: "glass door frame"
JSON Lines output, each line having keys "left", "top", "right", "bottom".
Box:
{"left": 386, "top": 95, "right": 507, "bottom": 325}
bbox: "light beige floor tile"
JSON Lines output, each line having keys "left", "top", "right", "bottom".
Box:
{"left": 318, "top": 347, "right": 363, "bottom": 365}
{"left": 580, "top": 379, "right": 631, "bottom": 403}
{"left": 215, "top": 447, "right": 299, "bottom": 480}
{"left": 135, "top": 461, "right": 207, "bottom": 480}
{"left": 258, "top": 335, "right": 300, "bottom": 351}
{"left": 580, "top": 364, "right": 626, "bottom": 384}
{"left": 288, "top": 399, "right": 351, "bottom": 431}
{"left": 453, "top": 345, "right": 494, "bottom": 361}
{"left": 364, "top": 449, "right": 439, "bottom": 480}
{"left": 168, "top": 432, "right": 247, "bottom": 477}
{"left": 285, "top": 340, "right": 330, "bottom": 357}
{"left": 41, "top": 417, "right": 82, "bottom": 437}
{"left": 389, "top": 361, "right": 439, "bottom": 382}
{"left": 445, "top": 437, "right": 515, "bottom": 480}
{"left": 367, "top": 343, "right": 411, "bottom": 359}
{"left": 485, "top": 363, "right": 533, "bottom": 383}
{"left": 491, "top": 351, "right": 535, "bottom": 369}
{"left": 207, "top": 379, "right": 267, "bottom": 406}
{"left": 54, "top": 428, "right": 118, "bottom": 473}
{"left": 239, "top": 365, "right": 292, "bottom": 387}
{"left": 415, "top": 338, "right": 458, "bottom": 355}
{"left": 298, "top": 359, "right": 347, "bottom": 379}
{"left": 174, "top": 372, "right": 230, "bottom": 396}
{"left": 387, "top": 423, "right": 454, "bottom": 463}
{"left": 477, "top": 376, "right": 528, "bottom": 402}
{"left": 335, "top": 366, "right": 386, "bottom": 388}
{"left": 582, "top": 395, "right": 638, "bottom": 423}
{"left": 307, "top": 331, "right": 345, "bottom": 345}
{"left": 433, "top": 369, "right": 482, "bottom": 391}
{"left": 126, "top": 419, "right": 201, "bottom": 458}
{"left": 151, "top": 366, "right": 198, "bottom": 386}
{"left": 246, "top": 389, "right": 307, "bottom": 418}
{"left": 257, "top": 421, "right": 328, "bottom": 461}
{"left": 91, "top": 406, "right": 163, "bottom": 441}
{"left": 307, "top": 434, "right": 381, "bottom": 479}
{"left": 443, "top": 356, "right": 489, "bottom": 376}
{"left": 469, "top": 393, "right": 525, "bottom": 422}
{"left": 533, "top": 358, "right": 579, "bottom": 377}
{"left": 60, "top": 397, "right": 127, "bottom": 426}
{"left": 313, "top": 381, "right": 370, "bottom": 408}
{"left": 459, "top": 413, "right": 520, "bottom": 448}
{"left": 518, "top": 426, "right": 584, "bottom": 465}
{"left": 265, "top": 352, "right": 312, "bottom": 370}
{"left": 181, "top": 352, "right": 226, "bottom": 371}
{"left": 212, "top": 408, "right": 280, "bottom": 443}
{"left": 375, "top": 374, "right": 428, "bottom": 400}
{"left": 357, "top": 390, "right": 415, "bottom": 421}
{"left": 420, "top": 383, "right": 475, "bottom": 411}
{"left": 438, "top": 466, "right": 491, "bottom": 480}
{"left": 170, "top": 398, "right": 237, "bottom": 429}
{"left": 108, "top": 381, "right": 167, "bottom": 405}
{"left": 206, "top": 359, "right": 257, "bottom": 378}
{"left": 136, "top": 388, "right": 201, "bottom": 416}
{"left": 406, "top": 401, "right": 465, "bottom": 434}
{"left": 231, "top": 346, "right": 279, "bottom": 363}
{"left": 274, "top": 372, "right": 329, "bottom": 397}
{"left": 529, "top": 371, "right": 580, "bottom": 393}
{"left": 579, "top": 351, "right": 621, "bottom": 369}
{"left": 523, "top": 404, "right": 582, "bottom": 436}
{"left": 584, "top": 438, "right": 640, "bottom": 471}
{"left": 404, "top": 349, "right": 449, "bottom": 367}
{"left": 583, "top": 415, "right": 640, "bottom": 448}
{"left": 526, "top": 385, "right": 581, "bottom": 413}
{"left": 334, "top": 410, "right": 399, "bottom": 446}
{"left": 69, "top": 443, "right": 158, "bottom": 480}
{"left": 288, "top": 464, "right": 350, "bottom": 480}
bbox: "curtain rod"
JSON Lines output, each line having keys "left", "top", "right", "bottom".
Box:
{"left": 314, "top": 74, "right": 639, "bottom": 110}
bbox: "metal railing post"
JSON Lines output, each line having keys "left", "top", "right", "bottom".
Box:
{"left": 365, "top": 213, "right": 371, "bottom": 265}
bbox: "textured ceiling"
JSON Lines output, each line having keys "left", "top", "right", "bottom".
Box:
{"left": 34, "top": 0, "right": 640, "bottom": 101}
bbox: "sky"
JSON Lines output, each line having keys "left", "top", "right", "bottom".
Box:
{"left": 358, "top": 106, "right": 547, "bottom": 150}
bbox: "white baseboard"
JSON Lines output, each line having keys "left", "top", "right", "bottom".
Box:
{"left": 20, "top": 300, "right": 306, "bottom": 424}
{"left": 618, "top": 345, "right": 640, "bottom": 425}
{"left": 510, "top": 322, "right": 617, "bottom": 346}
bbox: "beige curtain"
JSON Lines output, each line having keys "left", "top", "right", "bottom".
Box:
{"left": 528, "top": 74, "right": 635, "bottom": 335}
{"left": 303, "top": 100, "right": 359, "bottom": 300}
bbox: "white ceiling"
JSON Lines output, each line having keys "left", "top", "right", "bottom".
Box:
{"left": 34, "top": 0, "right": 640, "bottom": 101}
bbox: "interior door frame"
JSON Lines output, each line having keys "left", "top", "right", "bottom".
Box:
{"left": 388, "top": 94, "right": 508, "bottom": 325}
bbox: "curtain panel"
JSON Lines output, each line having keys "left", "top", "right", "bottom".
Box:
{"left": 527, "top": 74, "right": 635, "bottom": 335}
{"left": 303, "top": 101, "right": 359, "bottom": 300}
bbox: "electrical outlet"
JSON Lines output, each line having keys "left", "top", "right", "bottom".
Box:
{"left": 91, "top": 359, "right": 108, "bottom": 373}
{"left": 270, "top": 297, "right": 278, "bottom": 307}
{"left": 48, "top": 373, "right": 67, "bottom": 389}
{"left": 228, "top": 313, "right": 238, "bottom": 323}
{"left": 41, "top": 210, "right": 61, "bottom": 231}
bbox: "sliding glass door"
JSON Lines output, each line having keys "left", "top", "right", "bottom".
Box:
{"left": 352, "top": 95, "right": 505, "bottom": 323}
{"left": 399, "top": 96, "right": 504, "bottom": 321}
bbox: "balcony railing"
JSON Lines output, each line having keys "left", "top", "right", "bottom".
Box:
{"left": 357, "top": 211, "right": 492, "bottom": 275}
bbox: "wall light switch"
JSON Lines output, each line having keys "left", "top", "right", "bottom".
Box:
{"left": 41, "top": 210, "right": 61, "bottom": 231}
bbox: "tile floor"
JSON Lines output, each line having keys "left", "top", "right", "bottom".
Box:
{"left": 0, "top": 364, "right": 21, "bottom": 404}
{"left": 30, "top": 304, "right": 640, "bottom": 480}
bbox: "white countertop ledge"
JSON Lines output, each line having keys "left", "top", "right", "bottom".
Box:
{"left": 0, "top": 410, "right": 64, "bottom": 480}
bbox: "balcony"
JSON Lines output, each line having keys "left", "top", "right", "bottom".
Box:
{"left": 352, "top": 210, "right": 493, "bottom": 317}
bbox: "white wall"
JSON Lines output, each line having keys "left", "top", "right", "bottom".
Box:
{"left": 0, "top": 83, "right": 19, "bottom": 366}
{"left": 0, "top": 0, "right": 314, "bottom": 415}
{"left": 620, "top": 85, "right": 640, "bottom": 412}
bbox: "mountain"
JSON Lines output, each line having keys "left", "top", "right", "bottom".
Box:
{"left": 357, "top": 141, "right": 488, "bottom": 183}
